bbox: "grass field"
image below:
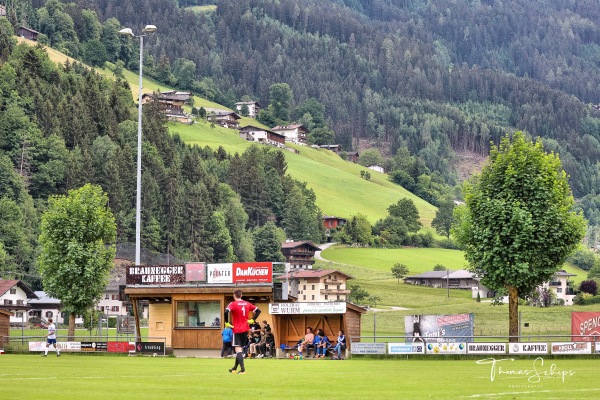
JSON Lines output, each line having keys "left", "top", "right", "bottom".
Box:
{"left": 2, "top": 354, "right": 599, "bottom": 399}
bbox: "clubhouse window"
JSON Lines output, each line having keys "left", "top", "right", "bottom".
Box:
{"left": 176, "top": 301, "right": 221, "bottom": 328}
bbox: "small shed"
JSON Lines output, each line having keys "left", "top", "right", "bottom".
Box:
{"left": 17, "top": 27, "right": 40, "bottom": 41}
{"left": 0, "top": 309, "right": 13, "bottom": 349}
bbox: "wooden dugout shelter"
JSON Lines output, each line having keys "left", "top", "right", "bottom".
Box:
{"left": 124, "top": 263, "right": 366, "bottom": 356}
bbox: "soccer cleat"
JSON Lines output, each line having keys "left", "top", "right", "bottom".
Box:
{"left": 57, "top": 354, "right": 61, "bottom": 357}
{"left": 238, "top": 371, "right": 246, "bottom": 374}
{"left": 228, "top": 368, "right": 237, "bottom": 374}
{"left": 41, "top": 354, "right": 47, "bottom": 357}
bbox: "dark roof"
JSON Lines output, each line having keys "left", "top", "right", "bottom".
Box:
{"left": 281, "top": 241, "right": 321, "bottom": 251}
{"left": 554, "top": 270, "right": 577, "bottom": 277}
{"left": 17, "top": 26, "right": 41, "bottom": 35}
{"left": 0, "top": 279, "right": 38, "bottom": 298}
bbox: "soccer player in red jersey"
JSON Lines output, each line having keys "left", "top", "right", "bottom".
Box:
{"left": 224, "top": 289, "right": 261, "bottom": 374}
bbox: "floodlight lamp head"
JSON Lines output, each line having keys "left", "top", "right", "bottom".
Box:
{"left": 143, "top": 25, "right": 157, "bottom": 34}
{"left": 119, "top": 28, "right": 134, "bottom": 37}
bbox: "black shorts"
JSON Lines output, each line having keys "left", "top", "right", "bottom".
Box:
{"left": 232, "top": 332, "right": 249, "bottom": 348}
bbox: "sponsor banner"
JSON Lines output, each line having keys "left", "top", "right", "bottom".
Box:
{"left": 508, "top": 343, "right": 548, "bottom": 354}
{"left": 127, "top": 265, "right": 185, "bottom": 285}
{"left": 136, "top": 342, "right": 165, "bottom": 355}
{"left": 207, "top": 263, "right": 233, "bottom": 284}
{"left": 351, "top": 342, "right": 387, "bottom": 355}
{"left": 29, "top": 341, "right": 81, "bottom": 352}
{"left": 81, "top": 342, "right": 107, "bottom": 352}
{"left": 405, "top": 314, "right": 475, "bottom": 343}
{"left": 185, "top": 263, "right": 206, "bottom": 282}
{"left": 426, "top": 342, "right": 467, "bottom": 354}
{"left": 596, "top": 342, "right": 600, "bottom": 354}
{"left": 467, "top": 343, "right": 507, "bottom": 355}
{"left": 388, "top": 342, "right": 425, "bottom": 354}
{"left": 233, "top": 262, "right": 273, "bottom": 283}
{"left": 571, "top": 312, "right": 600, "bottom": 342}
{"left": 108, "top": 341, "right": 135, "bottom": 353}
{"left": 117, "top": 316, "right": 136, "bottom": 335}
{"left": 269, "top": 302, "right": 346, "bottom": 314}
{"left": 550, "top": 342, "right": 592, "bottom": 355}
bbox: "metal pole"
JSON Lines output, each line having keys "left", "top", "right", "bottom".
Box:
{"left": 447, "top": 269, "right": 449, "bottom": 298}
{"left": 373, "top": 313, "right": 376, "bottom": 342}
{"left": 135, "top": 34, "right": 144, "bottom": 266}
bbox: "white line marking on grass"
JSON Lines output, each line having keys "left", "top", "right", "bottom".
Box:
{"left": 2, "top": 373, "right": 211, "bottom": 381}
{"left": 465, "top": 388, "right": 600, "bottom": 398}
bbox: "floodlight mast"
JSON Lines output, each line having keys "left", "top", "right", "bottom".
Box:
{"left": 118, "top": 25, "right": 157, "bottom": 266}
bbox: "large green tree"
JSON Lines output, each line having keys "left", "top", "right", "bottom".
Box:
{"left": 431, "top": 198, "right": 455, "bottom": 239}
{"left": 453, "top": 132, "right": 586, "bottom": 341}
{"left": 38, "top": 184, "right": 116, "bottom": 338}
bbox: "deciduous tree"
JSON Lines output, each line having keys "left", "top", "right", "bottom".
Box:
{"left": 453, "top": 132, "right": 586, "bottom": 341}
{"left": 38, "top": 184, "right": 116, "bottom": 338}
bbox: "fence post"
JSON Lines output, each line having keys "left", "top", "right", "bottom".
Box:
{"left": 373, "top": 313, "right": 376, "bottom": 342}
{"left": 518, "top": 311, "right": 521, "bottom": 339}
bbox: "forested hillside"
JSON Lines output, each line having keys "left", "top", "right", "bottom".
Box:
{"left": 11, "top": 0, "right": 596, "bottom": 227}
{"left": 0, "top": 25, "right": 326, "bottom": 287}
{"left": 2, "top": 0, "right": 600, "bottom": 285}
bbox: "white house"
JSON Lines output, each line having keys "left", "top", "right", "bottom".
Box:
{"left": 29, "top": 291, "right": 64, "bottom": 325}
{"left": 235, "top": 101, "right": 261, "bottom": 118}
{"left": 96, "top": 261, "right": 130, "bottom": 317}
{"left": 271, "top": 124, "right": 308, "bottom": 144}
{"left": 278, "top": 269, "right": 352, "bottom": 302}
{"left": 0, "top": 279, "right": 37, "bottom": 326}
{"left": 239, "top": 125, "right": 285, "bottom": 148}
{"left": 367, "top": 164, "right": 384, "bottom": 173}
{"left": 540, "top": 270, "right": 577, "bottom": 305}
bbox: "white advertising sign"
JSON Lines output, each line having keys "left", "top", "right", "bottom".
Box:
{"left": 351, "top": 342, "right": 387, "bottom": 355}
{"left": 508, "top": 343, "right": 548, "bottom": 355}
{"left": 206, "top": 263, "right": 233, "bottom": 284}
{"left": 596, "top": 342, "right": 600, "bottom": 353}
{"left": 388, "top": 342, "right": 425, "bottom": 354}
{"left": 426, "top": 342, "right": 467, "bottom": 354}
{"left": 29, "top": 341, "right": 81, "bottom": 352}
{"left": 467, "top": 343, "right": 507, "bottom": 355}
{"left": 269, "top": 302, "right": 346, "bottom": 314}
{"left": 550, "top": 342, "right": 592, "bottom": 355}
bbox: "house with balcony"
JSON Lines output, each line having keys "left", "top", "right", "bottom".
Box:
{"left": 142, "top": 91, "right": 192, "bottom": 123}
{"left": 235, "top": 101, "right": 261, "bottom": 118}
{"left": 280, "top": 241, "right": 321, "bottom": 270}
{"left": 271, "top": 124, "right": 308, "bottom": 145}
{"left": 28, "top": 291, "right": 63, "bottom": 325}
{"left": 239, "top": 125, "right": 285, "bottom": 148}
{"left": 0, "top": 279, "right": 37, "bottom": 326}
{"left": 209, "top": 111, "right": 241, "bottom": 129}
{"left": 540, "top": 270, "right": 577, "bottom": 305}
{"left": 278, "top": 269, "right": 352, "bottom": 302}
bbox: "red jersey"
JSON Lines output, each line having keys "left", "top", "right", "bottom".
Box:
{"left": 226, "top": 299, "right": 257, "bottom": 334}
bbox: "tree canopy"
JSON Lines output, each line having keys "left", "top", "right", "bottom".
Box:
{"left": 453, "top": 132, "right": 586, "bottom": 340}
{"left": 38, "top": 184, "right": 116, "bottom": 337}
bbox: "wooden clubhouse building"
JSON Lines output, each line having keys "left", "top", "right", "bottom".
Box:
{"left": 124, "top": 262, "right": 365, "bottom": 356}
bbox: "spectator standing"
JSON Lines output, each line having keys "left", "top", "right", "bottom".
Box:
{"left": 224, "top": 289, "right": 261, "bottom": 374}
{"left": 221, "top": 324, "right": 233, "bottom": 357}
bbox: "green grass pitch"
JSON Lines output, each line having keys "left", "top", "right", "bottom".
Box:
{"left": 2, "top": 354, "right": 599, "bottom": 399}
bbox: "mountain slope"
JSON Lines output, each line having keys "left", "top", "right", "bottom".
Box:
{"left": 16, "top": 36, "right": 435, "bottom": 224}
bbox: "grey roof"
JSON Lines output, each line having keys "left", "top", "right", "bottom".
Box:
{"left": 29, "top": 291, "right": 61, "bottom": 305}
{"left": 405, "top": 269, "right": 476, "bottom": 280}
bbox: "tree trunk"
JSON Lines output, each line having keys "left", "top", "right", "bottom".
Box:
{"left": 68, "top": 313, "right": 76, "bottom": 341}
{"left": 508, "top": 285, "right": 519, "bottom": 342}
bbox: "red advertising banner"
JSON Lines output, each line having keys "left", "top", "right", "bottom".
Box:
{"left": 107, "top": 341, "right": 136, "bottom": 353}
{"left": 571, "top": 312, "right": 600, "bottom": 342}
{"left": 186, "top": 263, "right": 206, "bottom": 282}
{"left": 233, "top": 262, "right": 273, "bottom": 283}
